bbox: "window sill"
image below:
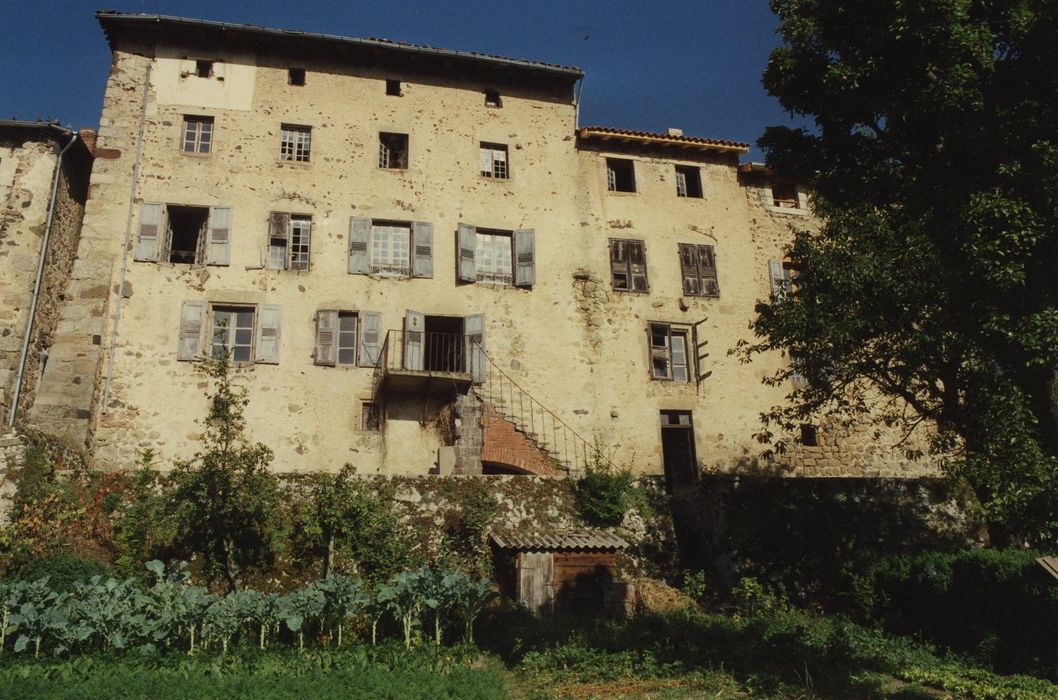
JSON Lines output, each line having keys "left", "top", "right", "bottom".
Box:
{"left": 178, "top": 150, "right": 213, "bottom": 159}
{"left": 378, "top": 166, "right": 409, "bottom": 173}
{"left": 276, "top": 159, "right": 312, "bottom": 168}
{"left": 479, "top": 175, "right": 512, "bottom": 183}
{"left": 613, "top": 287, "right": 650, "bottom": 294}
{"left": 606, "top": 190, "right": 638, "bottom": 196}
{"left": 684, "top": 293, "right": 720, "bottom": 299}
{"left": 763, "top": 205, "right": 808, "bottom": 216}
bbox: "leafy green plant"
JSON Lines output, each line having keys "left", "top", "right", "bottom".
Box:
{"left": 378, "top": 570, "right": 424, "bottom": 649}
{"left": 315, "top": 574, "right": 369, "bottom": 647}
{"left": 730, "top": 577, "right": 788, "bottom": 618}
{"left": 576, "top": 442, "right": 634, "bottom": 527}
{"left": 278, "top": 586, "right": 325, "bottom": 652}
{"left": 446, "top": 574, "right": 498, "bottom": 644}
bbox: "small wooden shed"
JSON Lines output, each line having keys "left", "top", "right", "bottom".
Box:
{"left": 491, "top": 528, "right": 630, "bottom": 617}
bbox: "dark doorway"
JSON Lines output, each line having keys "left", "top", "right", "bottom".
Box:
{"left": 661, "top": 410, "right": 697, "bottom": 492}
{"left": 167, "top": 205, "right": 208, "bottom": 264}
{"left": 424, "top": 315, "right": 464, "bottom": 372}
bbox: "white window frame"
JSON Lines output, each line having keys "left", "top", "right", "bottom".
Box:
{"left": 475, "top": 229, "right": 514, "bottom": 284}
{"left": 210, "top": 305, "right": 256, "bottom": 364}
{"left": 182, "top": 116, "right": 213, "bottom": 154}
{"left": 268, "top": 213, "right": 312, "bottom": 271}
{"left": 479, "top": 143, "right": 509, "bottom": 179}
{"left": 279, "top": 124, "right": 311, "bottom": 162}
{"left": 369, "top": 221, "right": 412, "bottom": 275}
{"left": 336, "top": 311, "right": 359, "bottom": 366}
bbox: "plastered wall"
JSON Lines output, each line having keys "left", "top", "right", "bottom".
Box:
{"left": 30, "top": 36, "right": 938, "bottom": 479}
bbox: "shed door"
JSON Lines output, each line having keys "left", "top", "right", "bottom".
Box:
{"left": 519, "top": 552, "right": 554, "bottom": 617}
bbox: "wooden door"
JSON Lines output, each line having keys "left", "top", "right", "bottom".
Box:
{"left": 519, "top": 552, "right": 554, "bottom": 616}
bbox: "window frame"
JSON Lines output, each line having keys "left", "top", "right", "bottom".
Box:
{"left": 210, "top": 304, "right": 256, "bottom": 365}
{"left": 385, "top": 79, "right": 402, "bottom": 96}
{"left": 181, "top": 115, "right": 214, "bottom": 155}
{"left": 267, "top": 212, "right": 312, "bottom": 271}
{"left": 474, "top": 228, "right": 514, "bottom": 285}
{"left": 771, "top": 182, "right": 800, "bottom": 208}
{"left": 674, "top": 165, "right": 703, "bottom": 198}
{"left": 361, "top": 401, "right": 381, "bottom": 431}
{"left": 606, "top": 158, "right": 636, "bottom": 193}
{"left": 288, "top": 68, "right": 306, "bottom": 86}
{"left": 279, "top": 124, "right": 312, "bottom": 163}
{"left": 648, "top": 322, "right": 693, "bottom": 383}
{"left": 369, "top": 220, "right": 413, "bottom": 276}
{"left": 378, "top": 132, "right": 409, "bottom": 170}
{"left": 479, "top": 142, "right": 509, "bottom": 179}
{"left": 484, "top": 88, "right": 502, "bottom": 107}
{"left": 609, "top": 238, "right": 649, "bottom": 292}
{"left": 677, "top": 243, "right": 720, "bottom": 298}
{"left": 336, "top": 311, "right": 359, "bottom": 366}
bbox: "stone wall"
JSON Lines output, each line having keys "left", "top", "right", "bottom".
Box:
{"left": 0, "top": 431, "right": 26, "bottom": 525}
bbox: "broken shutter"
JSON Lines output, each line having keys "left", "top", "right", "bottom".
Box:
{"left": 411, "top": 221, "right": 433, "bottom": 278}
{"left": 176, "top": 300, "right": 207, "bottom": 361}
{"left": 628, "top": 240, "right": 648, "bottom": 291}
{"left": 457, "top": 223, "right": 477, "bottom": 282}
{"left": 513, "top": 228, "right": 535, "bottom": 287}
{"left": 698, "top": 245, "right": 719, "bottom": 296}
{"left": 359, "top": 311, "right": 382, "bottom": 367}
{"left": 134, "top": 203, "right": 164, "bottom": 262}
{"left": 609, "top": 239, "right": 629, "bottom": 289}
{"left": 206, "top": 206, "right": 232, "bottom": 266}
{"left": 768, "top": 259, "right": 785, "bottom": 298}
{"left": 348, "top": 217, "right": 371, "bottom": 274}
{"left": 255, "top": 304, "right": 282, "bottom": 364}
{"left": 403, "top": 310, "right": 425, "bottom": 371}
{"left": 314, "top": 309, "right": 338, "bottom": 366}
{"left": 267, "top": 212, "right": 290, "bottom": 270}
{"left": 464, "top": 314, "right": 485, "bottom": 383}
{"left": 269, "top": 212, "right": 290, "bottom": 241}
{"left": 678, "top": 244, "right": 699, "bottom": 296}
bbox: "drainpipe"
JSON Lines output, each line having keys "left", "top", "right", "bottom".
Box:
{"left": 7, "top": 133, "right": 80, "bottom": 428}
{"left": 574, "top": 77, "right": 584, "bottom": 128}
{"left": 101, "top": 61, "right": 152, "bottom": 414}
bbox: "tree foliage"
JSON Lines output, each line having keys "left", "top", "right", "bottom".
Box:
{"left": 747, "top": 0, "right": 1058, "bottom": 542}
{"left": 168, "top": 356, "right": 282, "bottom": 591}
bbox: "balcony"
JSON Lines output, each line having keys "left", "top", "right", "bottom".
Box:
{"left": 374, "top": 330, "right": 479, "bottom": 394}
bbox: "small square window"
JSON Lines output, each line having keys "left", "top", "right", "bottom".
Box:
{"left": 772, "top": 182, "right": 800, "bottom": 208}
{"left": 675, "top": 165, "right": 703, "bottom": 198}
{"left": 181, "top": 116, "right": 213, "bottom": 154}
{"left": 378, "top": 132, "right": 409, "bottom": 169}
{"left": 649, "top": 323, "right": 692, "bottom": 382}
{"left": 362, "top": 401, "right": 381, "bottom": 431}
{"left": 195, "top": 60, "right": 214, "bottom": 78}
{"left": 484, "top": 89, "right": 502, "bottom": 107}
{"left": 288, "top": 68, "right": 306, "bottom": 86}
{"left": 479, "top": 142, "right": 509, "bottom": 179}
{"left": 279, "top": 124, "right": 311, "bottom": 162}
{"left": 800, "top": 424, "right": 818, "bottom": 446}
{"left": 386, "top": 79, "right": 402, "bottom": 96}
{"left": 606, "top": 158, "right": 636, "bottom": 192}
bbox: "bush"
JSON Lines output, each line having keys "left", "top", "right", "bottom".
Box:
{"left": 15, "top": 554, "right": 110, "bottom": 592}
{"left": 576, "top": 445, "right": 634, "bottom": 527}
{"left": 848, "top": 548, "right": 1058, "bottom": 677}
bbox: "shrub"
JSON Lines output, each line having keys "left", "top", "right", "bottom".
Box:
{"left": 16, "top": 554, "right": 110, "bottom": 592}
{"left": 576, "top": 444, "right": 634, "bottom": 527}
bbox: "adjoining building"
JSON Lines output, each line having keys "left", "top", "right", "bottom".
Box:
{"left": 21, "top": 12, "right": 933, "bottom": 482}
{"left": 0, "top": 121, "right": 94, "bottom": 429}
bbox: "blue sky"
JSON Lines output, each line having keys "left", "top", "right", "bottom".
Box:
{"left": 1, "top": 1, "right": 793, "bottom": 160}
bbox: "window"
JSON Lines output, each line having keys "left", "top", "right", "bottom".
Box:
{"left": 279, "top": 124, "right": 311, "bottom": 162}
{"left": 288, "top": 68, "right": 306, "bottom": 86}
{"left": 315, "top": 309, "right": 381, "bottom": 367}
{"left": 378, "top": 132, "right": 408, "bottom": 169}
{"left": 649, "top": 323, "right": 692, "bottom": 382}
{"left": 675, "top": 165, "right": 703, "bottom": 198}
{"left": 789, "top": 351, "right": 808, "bottom": 389}
{"left": 479, "top": 143, "right": 509, "bottom": 179}
{"left": 457, "top": 224, "right": 535, "bottom": 287}
{"left": 768, "top": 259, "right": 793, "bottom": 299}
{"left": 475, "top": 229, "right": 514, "bottom": 284}
{"left": 771, "top": 182, "right": 799, "bottom": 208}
{"left": 176, "top": 301, "right": 281, "bottom": 364}
{"left": 800, "top": 424, "right": 818, "bottom": 446}
{"left": 195, "top": 60, "right": 214, "bottom": 78}
{"left": 133, "top": 203, "right": 232, "bottom": 267}
{"left": 678, "top": 243, "right": 719, "bottom": 297}
{"left": 266, "top": 213, "right": 312, "bottom": 271}
{"left": 182, "top": 116, "right": 213, "bottom": 154}
{"left": 386, "top": 79, "right": 402, "bottom": 96}
{"left": 606, "top": 158, "right": 636, "bottom": 192}
{"left": 362, "top": 402, "right": 381, "bottom": 431}
{"left": 211, "top": 306, "right": 255, "bottom": 363}
{"left": 484, "top": 88, "right": 502, "bottom": 107}
{"left": 348, "top": 218, "right": 433, "bottom": 278}
{"left": 610, "top": 239, "right": 648, "bottom": 292}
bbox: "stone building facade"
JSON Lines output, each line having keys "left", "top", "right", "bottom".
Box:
{"left": 23, "top": 12, "right": 936, "bottom": 480}
{"left": 0, "top": 121, "right": 94, "bottom": 429}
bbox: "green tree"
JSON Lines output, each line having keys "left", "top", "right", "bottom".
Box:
{"left": 745, "top": 0, "right": 1058, "bottom": 542}
{"left": 168, "top": 356, "right": 282, "bottom": 591}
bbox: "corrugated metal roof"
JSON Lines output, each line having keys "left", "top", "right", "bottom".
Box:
{"left": 578, "top": 126, "right": 750, "bottom": 153}
{"left": 491, "top": 528, "right": 629, "bottom": 551}
{"left": 95, "top": 12, "right": 584, "bottom": 79}
{"left": 1038, "top": 556, "right": 1058, "bottom": 582}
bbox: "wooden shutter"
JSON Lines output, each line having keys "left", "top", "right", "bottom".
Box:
{"left": 629, "top": 240, "right": 648, "bottom": 291}
{"left": 255, "top": 304, "right": 282, "bottom": 364}
{"left": 464, "top": 314, "right": 485, "bottom": 383}
{"left": 314, "top": 309, "right": 338, "bottom": 366}
{"left": 609, "top": 239, "right": 629, "bottom": 290}
{"left": 457, "top": 223, "right": 477, "bottom": 282}
{"left": 649, "top": 323, "right": 672, "bottom": 379}
{"left": 176, "top": 300, "right": 206, "bottom": 361}
{"left": 348, "top": 217, "right": 370, "bottom": 274}
{"left": 699, "top": 244, "right": 719, "bottom": 296}
{"left": 411, "top": 221, "right": 433, "bottom": 278}
{"left": 403, "top": 310, "right": 425, "bottom": 371}
{"left": 359, "top": 311, "right": 382, "bottom": 367}
{"left": 678, "top": 243, "right": 699, "bottom": 296}
{"left": 768, "top": 259, "right": 784, "bottom": 297}
{"left": 134, "top": 203, "right": 164, "bottom": 262}
{"left": 513, "top": 228, "right": 535, "bottom": 287}
{"left": 269, "top": 212, "right": 290, "bottom": 241}
{"left": 206, "top": 206, "right": 232, "bottom": 266}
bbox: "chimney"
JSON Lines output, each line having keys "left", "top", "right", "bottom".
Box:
{"left": 77, "top": 128, "right": 98, "bottom": 155}
{"left": 667, "top": 128, "right": 683, "bottom": 137}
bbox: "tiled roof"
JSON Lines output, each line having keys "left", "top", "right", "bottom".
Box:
{"left": 577, "top": 126, "right": 750, "bottom": 153}
{"left": 491, "top": 528, "right": 629, "bottom": 551}
{"left": 96, "top": 12, "right": 583, "bottom": 79}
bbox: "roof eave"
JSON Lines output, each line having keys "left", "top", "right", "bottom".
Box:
{"left": 577, "top": 127, "right": 749, "bottom": 155}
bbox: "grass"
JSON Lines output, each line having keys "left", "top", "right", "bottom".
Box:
{"left": 2, "top": 610, "right": 1056, "bottom": 699}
